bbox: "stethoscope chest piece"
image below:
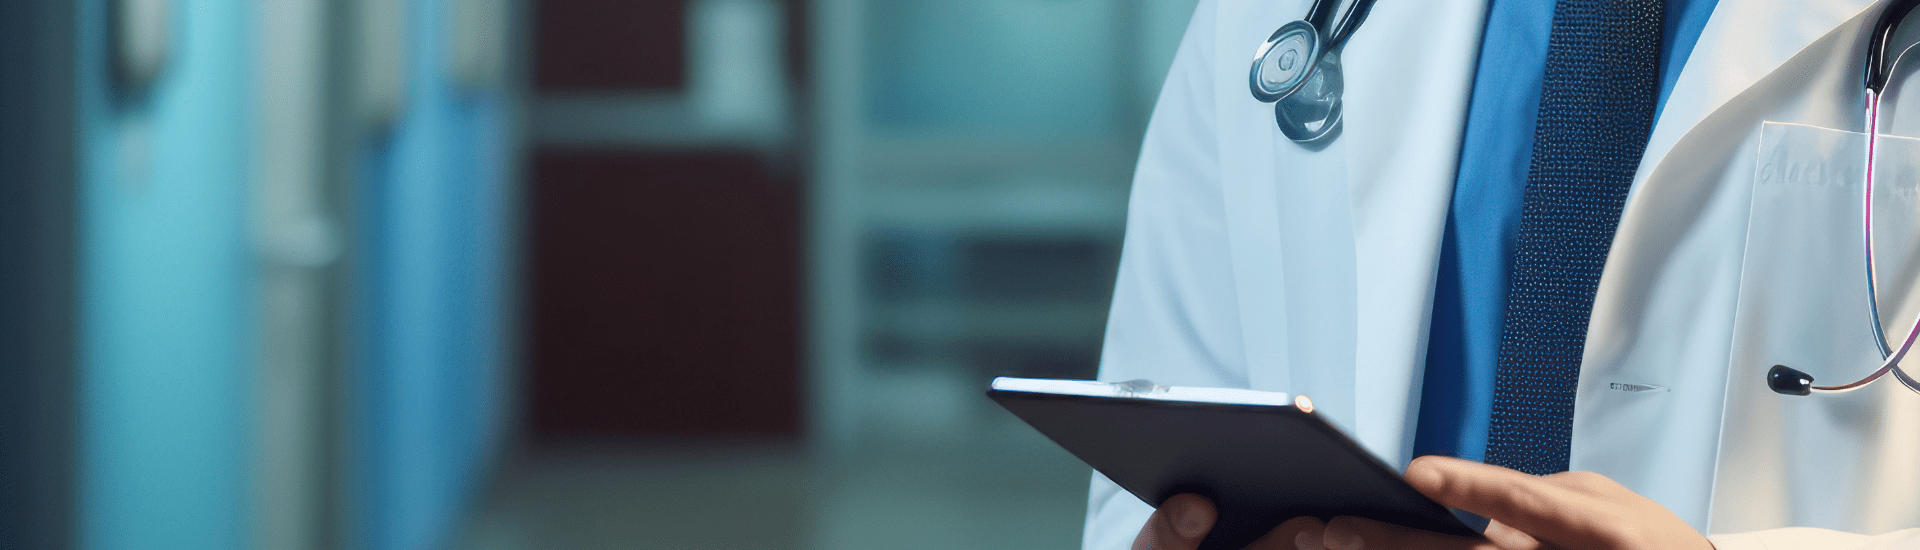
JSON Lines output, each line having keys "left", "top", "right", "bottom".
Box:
{"left": 1249, "top": 21, "right": 1344, "bottom": 143}
{"left": 1250, "top": 0, "right": 1372, "bottom": 145}
{"left": 1250, "top": 21, "right": 1322, "bottom": 102}
{"left": 1274, "top": 52, "right": 1343, "bottom": 143}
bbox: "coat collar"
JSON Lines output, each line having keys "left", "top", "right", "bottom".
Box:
{"left": 1636, "top": 0, "right": 1880, "bottom": 191}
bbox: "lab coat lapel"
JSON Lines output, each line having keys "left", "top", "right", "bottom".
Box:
{"left": 1339, "top": 0, "right": 1487, "bottom": 465}
{"left": 1213, "top": 0, "right": 1368, "bottom": 435}
{"left": 1211, "top": 0, "right": 1296, "bottom": 401}
{"left": 1212, "top": 0, "right": 1489, "bottom": 463}
{"left": 1576, "top": 0, "right": 1879, "bottom": 532}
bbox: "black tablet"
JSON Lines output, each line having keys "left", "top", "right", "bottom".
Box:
{"left": 987, "top": 377, "right": 1480, "bottom": 550}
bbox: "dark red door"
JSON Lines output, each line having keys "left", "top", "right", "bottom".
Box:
{"left": 526, "top": 0, "right": 804, "bottom": 439}
{"left": 527, "top": 153, "right": 802, "bottom": 437}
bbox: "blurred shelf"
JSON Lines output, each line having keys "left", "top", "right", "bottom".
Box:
{"left": 864, "top": 297, "right": 1108, "bottom": 383}
{"left": 529, "top": 92, "right": 792, "bottom": 151}
{"left": 859, "top": 134, "right": 1137, "bottom": 186}
{"left": 868, "top": 298, "right": 1109, "bottom": 344}
{"left": 861, "top": 175, "right": 1131, "bottom": 234}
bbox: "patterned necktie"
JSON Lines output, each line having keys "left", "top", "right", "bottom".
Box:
{"left": 1484, "top": 0, "right": 1664, "bottom": 475}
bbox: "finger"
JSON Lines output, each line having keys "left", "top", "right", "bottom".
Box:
{"left": 1404, "top": 456, "right": 1605, "bottom": 545}
{"left": 1481, "top": 519, "right": 1552, "bottom": 550}
{"left": 1319, "top": 516, "right": 1502, "bottom": 550}
{"left": 1539, "top": 470, "right": 1623, "bottom": 498}
{"left": 1133, "top": 493, "right": 1217, "bottom": 550}
{"left": 1231, "top": 516, "right": 1323, "bottom": 550}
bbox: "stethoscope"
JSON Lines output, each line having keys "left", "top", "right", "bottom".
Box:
{"left": 1769, "top": 0, "right": 1920, "bottom": 397}
{"left": 1247, "top": 0, "right": 1376, "bottom": 143}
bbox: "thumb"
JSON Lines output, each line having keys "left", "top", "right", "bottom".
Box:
{"left": 1133, "top": 493, "right": 1216, "bottom": 550}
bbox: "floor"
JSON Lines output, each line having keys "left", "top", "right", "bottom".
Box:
{"left": 452, "top": 413, "right": 1091, "bottom": 550}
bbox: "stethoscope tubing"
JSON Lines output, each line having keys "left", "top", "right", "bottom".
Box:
{"left": 1324, "top": 0, "right": 1374, "bottom": 51}
{"left": 1780, "top": 1, "right": 1920, "bottom": 396}
{"left": 1823, "top": 90, "right": 1920, "bottom": 394}
{"left": 1866, "top": 91, "right": 1893, "bottom": 360}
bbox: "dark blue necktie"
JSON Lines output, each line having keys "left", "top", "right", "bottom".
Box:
{"left": 1484, "top": 0, "right": 1664, "bottom": 475}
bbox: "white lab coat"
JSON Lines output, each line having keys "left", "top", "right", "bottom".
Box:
{"left": 1085, "top": 0, "right": 1920, "bottom": 548}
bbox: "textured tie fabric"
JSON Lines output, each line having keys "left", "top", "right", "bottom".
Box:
{"left": 1483, "top": 0, "right": 1664, "bottom": 475}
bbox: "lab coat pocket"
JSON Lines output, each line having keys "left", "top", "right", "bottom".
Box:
{"left": 1713, "top": 122, "right": 1920, "bottom": 534}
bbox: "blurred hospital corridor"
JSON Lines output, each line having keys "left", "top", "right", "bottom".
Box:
{"left": 0, "top": 0, "right": 1194, "bottom": 549}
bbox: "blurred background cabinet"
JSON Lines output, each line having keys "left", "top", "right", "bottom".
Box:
{"left": 811, "top": 0, "right": 1197, "bottom": 450}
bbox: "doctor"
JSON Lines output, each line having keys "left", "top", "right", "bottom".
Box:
{"left": 1087, "top": 0, "right": 1920, "bottom": 548}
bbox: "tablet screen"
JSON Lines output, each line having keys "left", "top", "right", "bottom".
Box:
{"left": 988, "top": 377, "right": 1479, "bottom": 550}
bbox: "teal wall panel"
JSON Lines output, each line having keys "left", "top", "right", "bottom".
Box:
{"left": 76, "top": 1, "right": 254, "bottom": 550}
{"left": 355, "top": 1, "right": 512, "bottom": 549}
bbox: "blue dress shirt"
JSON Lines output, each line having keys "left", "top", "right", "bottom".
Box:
{"left": 1411, "top": 0, "right": 1720, "bottom": 461}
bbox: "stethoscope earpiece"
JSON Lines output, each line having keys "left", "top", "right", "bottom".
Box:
{"left": 1768, "top": 365, "right": 1814, "bottom": 396}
